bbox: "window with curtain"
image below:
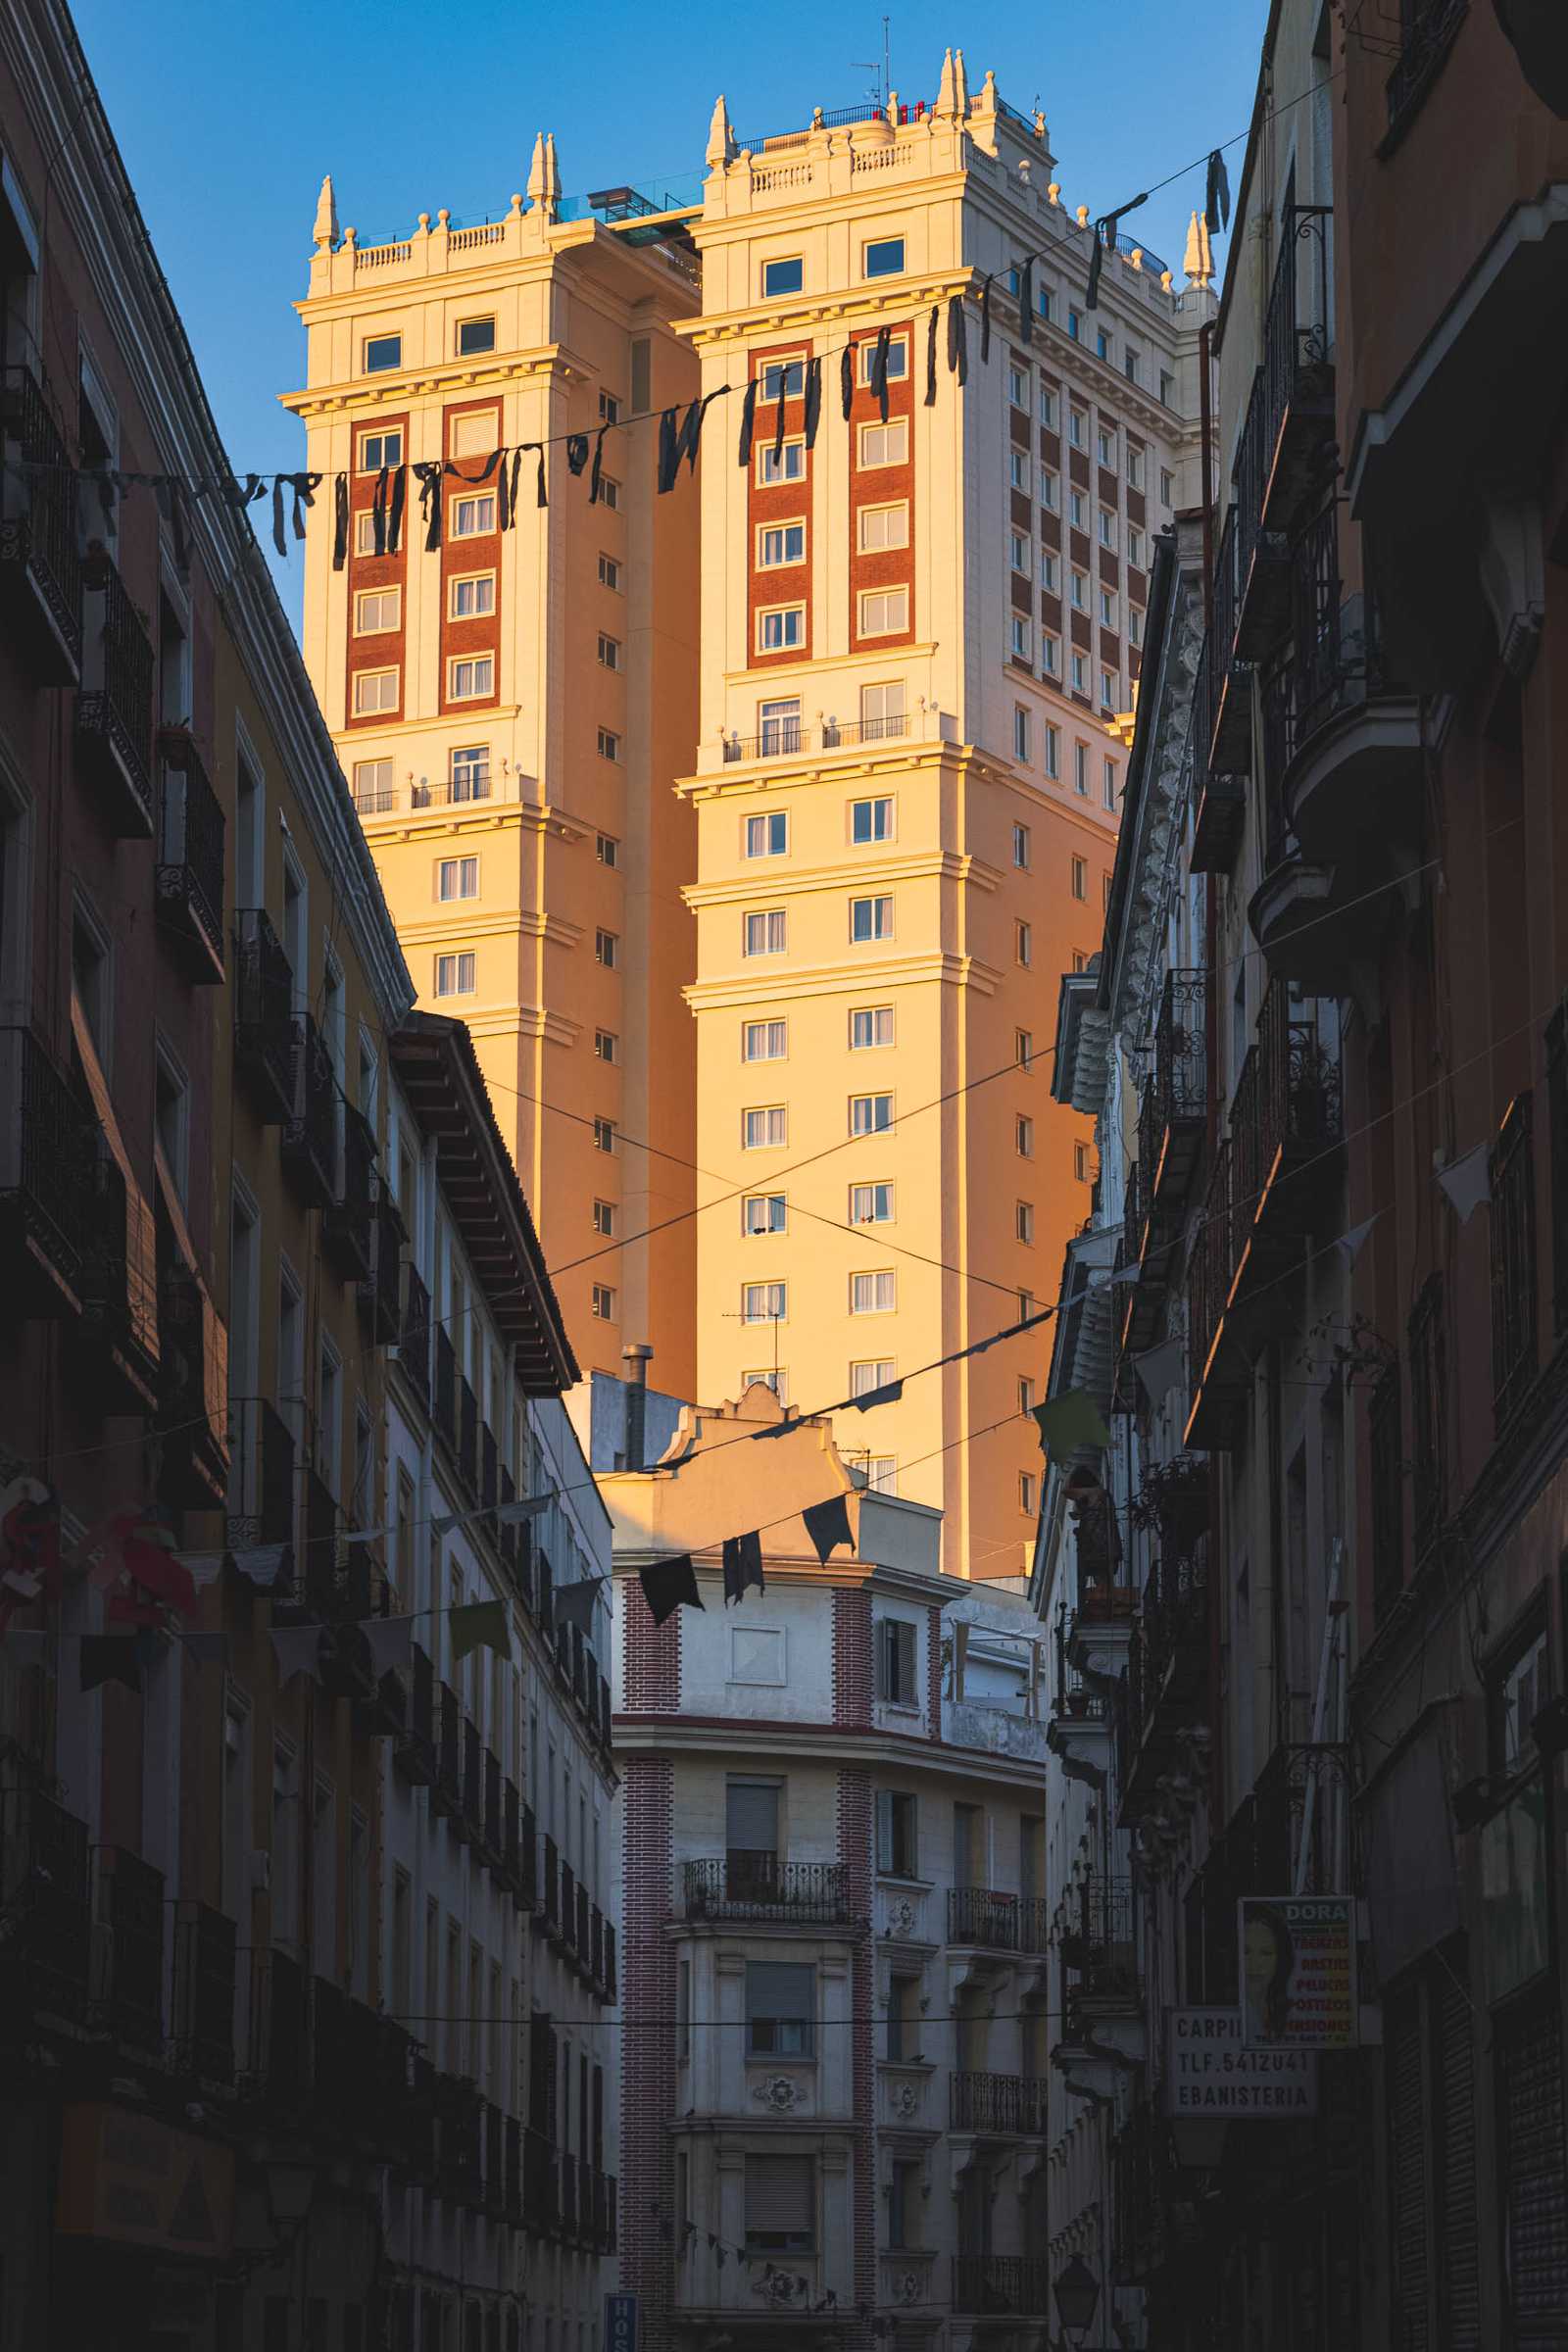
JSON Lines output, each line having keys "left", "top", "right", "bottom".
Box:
{"left": 746, "top": 1962, "right": 815, "bottom": 2057}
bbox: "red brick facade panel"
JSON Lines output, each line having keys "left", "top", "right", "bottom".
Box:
{"left": 848, "top": 322, "right": 915, "bottom": 657}
{"left": 620, "top": 1756, "right": 675, "bottom": 2320}
{"left": 832, "top": 1585, "right": 873, "bottom": 1729}
{"left": 747, "top": 339, "right": 814, "bottom": 672}
{"left": 622, "top": 1576, "right": 681, "bottom": 1712}
{"left": 344, "top": 406, "right": 409, "bottom": 731}
{"left": 439, "top": 398, "right": 503, "bottom": 718}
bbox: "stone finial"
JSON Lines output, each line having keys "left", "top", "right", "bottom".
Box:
{"left": 544, "top": 134, "right": 562, "bottom": 217}
{"left": 936, "top": 48, "right": 957, "bottom": 117}
{"left": 886, "top": 89, "right": 899, "bottom": 127}
{"left": 1160, "top": 269, "right": 1174, "bottom": 292}
{"left": 973, "top": 64, "right": 995, "bottom": 114}
{"left": 527, "top": 132, "right": 548, "bottom": 208}
{"left": 508, "top": 191, "right": 524, "bottom": 220}
{"left": 313, "top": 173, "right": 339, "bottom": 252}
{"left": 707, "top": 93, "right": 737, "bottom": 169}
{"left": 1076, "top": 203, "right": 1090, "bottom": 227}
{"left": 954, "top": 50, "right": 972, "bottom": 112}
{"left": 1048, "top": 181, "right": 1061, "bottom": 206}
{"left": 1183, "top": 210, "right": 1213, "bottom": 288}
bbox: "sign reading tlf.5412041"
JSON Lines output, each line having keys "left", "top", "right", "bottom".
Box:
{"left": 1238, "top": 1895, "right": 1356, "bottom": 2049}
{"left": 1164, "top": 2008, "right": 1319, "bottom": 2116}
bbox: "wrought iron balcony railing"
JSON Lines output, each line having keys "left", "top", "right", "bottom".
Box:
{"left": 172, "top": 1900, "right": 237, "bottom": 2082}
{"left": 683, "top": 1855, "right": 852, "bottom": 1925}
{"left": 233, "top": 909, "right": 295, "bottom": 1119}
{"left": 0, "top": 363, "right": 83, "bottom": 678}
{"left": 0, "top": 1783, "right": 91, "bottom": 2017}
{"left": 433, "top": 1323, "right": 457, "bottom": 1447}
{"left": 949, "top": 2070, "right": 1049, "bottom": 2134}
{"left": 281, "top": 1012, "right": 337, "bottom": 1207}
{"left": 156, "top": 728, "right": 225, "bottom": 980}
{"left": 324, "top": 1103, "right": 376, "bottom": 1281}
{"left": 226, "top": 1396, "right": 296, "bottom": 1550}
{"left": 1386, "top": 0, "right": 1467, "bottom": 135}
{"left": 76, "top": 547, "right": 156, "bottom": 837}
{"left": 0, "top": 1026, "right": 96, "bottom": 1312}
{"left": 946, "top": 1885, "right": 1048, "bottom": 1953}
{"left": 951, "top": 2258, "right": 1052, "bottom": 2317}
{"left": 242, "top": 1946, "right": 311, "bottom": 2106}
{"left": 400, "top": 1262, "right": 431, "bottom": 1400}
{"left": 92, "top": 1844, "right": 165, "bottom": 2050}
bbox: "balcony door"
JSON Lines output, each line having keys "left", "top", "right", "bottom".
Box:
{"left": 956, "top": 2161, "right": 992, "bottom": 2256}
{"left": 726, "top": 1778, "right": 781, "bottom": 1902}
{"left": 953, "top": 1801, "right": 982, "bottom": 1889}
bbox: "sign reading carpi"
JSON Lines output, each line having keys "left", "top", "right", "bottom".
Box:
{"left": 1238, "top": 1894, "right": 1356, "bottom": 2049}
{"left": 605, "top": 2294, "right": 638, "bottom": 2352}
{"left": 1164, "top": 2007, "right": 1319, "bottom": 2116}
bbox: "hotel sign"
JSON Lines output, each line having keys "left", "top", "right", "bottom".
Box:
{"left": 1164, "top": 2007, "right": 1319, "bottom": 2117}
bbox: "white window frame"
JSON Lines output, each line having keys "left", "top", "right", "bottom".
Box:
{"left": 449, "top": 572, "right": 496, "bottom": 620}
{"left": 448, "top": 654, "right": 494, "bottom": 701}
{"left": 353, "top": 666, "right": 399, "bottom": 715}
{"left": 757, "top": 605, "right": 806, "bottom": 655}
{"left": 449, "top": 491, "right": 497, "bottom": 538}
{"left": 850, "top": 895, "right": 894, "bottom": 945}
{"left": 354, "top": 585, "right": 401, "bottom": 635}
{"left": 858, "top": 586, "right": 907, "bottom": 638}
{"left": 858, "top": 502, "right": 908, "bottom": 553}
{"left": 858, "top": 418, "right": 908, "bottom": 469}
{"left": 757, "top": 518, "right": 808, "bottom": 569}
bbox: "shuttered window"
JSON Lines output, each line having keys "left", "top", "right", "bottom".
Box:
{"left": 1388, "top": 1983, "right": 1431, "bottom": 2349}
{"left": 1498, "top": 1990, "right": 1568, "bottom": 2351}
{"left": 1434, "top": 1971, "right": 1481, "bottom": 2345}
{"left": 876, "top": 1788, "right": 918, "bottom": 1878}
{"left": 745, "top": 2153, "right": 815, "bottom": 2250}
{"left": 726, "top": 1780, "right": 780, "bottom": 1855}
{"left": 528, "top": 2011, "right": 557, "bottom": 2139}
{"left": 1388, "top": 1944, "right": 1484, "bottom": 2351}
{"left": 746, "top": 1961, "right": 814, "bottom": 2057}
{"left": 876, "top": 1617, "right": 916, "bottom": 1704}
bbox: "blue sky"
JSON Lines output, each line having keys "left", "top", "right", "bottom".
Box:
{"left": 74, "top": 0, "right": 1262, "bottom": 627}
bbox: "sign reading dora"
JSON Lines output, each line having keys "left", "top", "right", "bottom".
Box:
{"left": 1164, "top": 2008, "right": 1319, "bottom": 2116}
{"left": 1238, "top": 1894, "right": 1356, "bottom": 2049}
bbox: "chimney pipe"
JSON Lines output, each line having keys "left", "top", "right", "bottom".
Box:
{"left": 622, "top": 1344, "right": 653, "bottom": 1472}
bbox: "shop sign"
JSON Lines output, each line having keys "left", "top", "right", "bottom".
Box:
{"left": 56, "top": 2104, "right": 234, "bottom": 2257}
{"left": 1238, "top": 1894, "right": 1356, "bottom": 2049}
{"left": 1164, "top": 2006, "right": 1319, "bottom": 2116}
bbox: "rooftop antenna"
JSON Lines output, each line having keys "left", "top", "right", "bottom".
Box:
{"left": 852, "top": 14, "right": 892, "bottom": 108}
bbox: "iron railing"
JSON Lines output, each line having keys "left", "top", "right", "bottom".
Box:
{"left": 93, "top": 1845, "right": 165, "bottom": 2048}
{"left": 156, "top": 729, "right": 225, "bottom": 974}
{"left": 243, "top": 1947, "right": 311, "bottom": 2104}
{"left": 1489, "top": 1094, "right": 1538, "bottom": 1430}
{"left": 281, "top": 1012, "right": 337, "bottom": 1204}
{"left": 434, "top": 1326, "right": 457, "bottom": 1447}
{"left": 1155, "top": 968, "right": 1207, "bottom": 1134}
{"left": 1369, "top": 1360, "right": 1404, "bottom": 1624}
{"left": 951, "top": 2258, "right": 1052, "bottom": 2316}
{"left": 400, "top": 1263, "right": 431, "bottom": 1399}
{"left": 1387, "top": 0, "right": 1468, "bottom": 131}
{"left": 173, "top": 1901, "right": 237, "bottom": 2081}
{"left": 458, "top": 1375, "right": 479, "bottom": 1494}
{"left": 0, "top": 363, "right": 83, "bottom": 671}
{"left": 76, "top": 548, "right": 156, "bottom": 832}
{"left": 233, "top": 910, "right": 295, "bottom": 1116}
{"left": 324, "top": 1103, "right": 376, "bottom": 1278}
{"left": 1548, "top": 998, "right": 1568, "bottom": 1338}
{"left": 0, "top": 1027, "right": 96, "bottom": 1294}
{"left": 947, "top": 1886, "right": 1048, "bottom": 1953}
{"left": 949, "top": 2071, "right": 1049, "bottom": 2133}
{"left": 1261, "top": 204, "right": 1333, "bottom": 481}
{"left": 683, "top": 1856, "right": 852, "bottom": 1924}
{"left": 0, "top": 1784, "right": 90, "bottom": 2016}
{"left": 1407, "top": 1274, "right": 1447, "bottom": 1556}
{"left": 225, "top": 1396, "right": 296, "bottom": 1549}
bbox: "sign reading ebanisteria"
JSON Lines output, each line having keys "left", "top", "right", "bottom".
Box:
{"left": 1164, "top": 2009, "right": 1320, "bottom": 2117}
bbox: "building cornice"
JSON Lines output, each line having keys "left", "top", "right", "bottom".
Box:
{"left": 612, "top": 1712, "right": 1052, "bottom": 1792}
{"left": 681, "top": 947, "right": 1001, "bottom": 1011}
{"left": 280, "top": 347, "right": 585, "bottom": 419}
{"left": 681, "top": 848, "right": 998, "bottom": 907}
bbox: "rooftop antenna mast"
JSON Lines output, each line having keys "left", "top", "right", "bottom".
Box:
{"left": 852, "top": 15, "right": 892, "bottom": 108}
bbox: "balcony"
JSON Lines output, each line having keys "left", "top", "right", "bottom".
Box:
{"left": 595, "top": 2170, "right": 617, "bottom": 2255}
{"left": 946, "top": 1885, "right": 1046, "bottom": 1955}
{"left": 951, "top": 2258, "right": 1051, "bottom": 2318}
{"left": 1150, "top": 969, "right": 1207, "bottom": 1210}
{"left": 462, "top": 1718, "right": 485, "bottom": 1845}
{"left": 1189, "top": 636, "right": 1246, "bottom": 874}
{"left": 538, "top": 1835, "right": 561, "bottom": 1936}
{"left": 226, "top": 1396, "right": 296, "bottom": 1551}
{"left": 1187, "top": 987, "right": 1343, "bottom": 1449}
{"left": 0, "top": 1028, "right": 95, "bottom": 1317}
{"left": 1257, "top": 204, "right": 1335, "bottom": 533}
{"left": 603, "top": 1921, "right": 618, "bottom": 2002}
{"left": 559, "top": 2148, "right": 579, "bottom": 2241}
{"left": 399, "top": 1263, "right": 431, "bottom": 1400}
{"left": 483, "top": 2100, "right": 508, "bottom": 2221}
{"left": 483, "top": 1746, "right": 504, "bottom": 1869}
{"left": 76, "top": 548, "right": 156, "bottom": 837}
{"left": 481, "top": 1422, "right": 499, "bottom": 1514}
{"left": 499, "top": 1778, "right": 524, "bottom": 1898}
{"left": 0, "top": 1783, "right": 91, "bottom": 2019}
{"left": 233, "top": 910, "right": 295, "bottom": 1120}
{"left": 575, "top": 1881, "right": 592, "bottom": 1975}
{"left": 458, "top": 1374, "right": 480, "bottom": 1495}
{"left": 1490, "top": 1094, "right": 1538, "bottom": 1432}
{"left": 504, "top": 2116, "right": 525, "bottom": 2225}
{"left": 0, "top": 364, "right": 82, "bottom": 679}
{"left": 155, "top": 729, "right": 225, "bottom": 981}
{"left": 70, "top": 1144, "right": 159, "bottom": 1412}
{"left": 1117, "top": 1543, "right": 1210, "bottom": 1825}
{"left": 281, "top": 1013, "right": 337, "bottom": 1207}
{"left": 432, "top": 1682, "right": 464, "bottom": 1823}
{"left": 715, "top": 709, "right": 933, "bottom": 767}
{"left": 435, "top": 2074, "right": 484, "bottom": 2208}
{"left": 1232, "top": 367, "right": 1293, "bottom": 660}
{"left": 949, "top": 2071, "right": 1049, "bottom": 2135}
{"left": 92, "top": 1845, "right": 165, "bottom": 2051}
{"left": 1058, "top": 1875, "right": 1145, "bottom": 2071}
{"left": 172, "top": 1901, "right": 237, "bottom": 2082}
{"left": 360, "top": 1181, "right": 405, "bottom": 1346}
{"left": 394, "top": 1642, "right": 438, "bottom": 1786}
{"left": 242, "top": 1947, "right": 311, "bottom": 2109}
{"left": 155, "top": 1254, "right": 229, "bottom": 1508}
{"left": 433, "top": 1325, "right": 458, "bottom": 1449}
{"left": 1114, "top": 2098, "right": 1177, "bottom": 2284}
{"left": 324, "top": 1103, "right": 376, "bottom": 1281}
{"left": 558, "top": 1860, "right": 577, "bottom": 1955}
{"left": 683, "top": 1855, "right": 852, "bottom": 1926}
{"left": 523, "top": 2127, "right": 559, "bottom": 2239}
{"left": 1205, "top": 508, "right": 1251, "bottom": 776}
{"left": 519, "top": 1803, "right": 540, "bottom": 1917}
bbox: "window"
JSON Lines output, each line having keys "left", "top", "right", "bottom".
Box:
{"left": 1042, "top": 633, "right": 1060, "bottom": 677}
{"left": 852, "top": 1270, "right": 897, "bottom": 1314}
{"left": 744, "top": 1105, "right": 788, "bottom": 1149}
{"left": 593, "top": 1117, "right": 616, "bottom": 1152}
{"left": 745, "top": 2153, "right": 815, "bottom": 2252}
{"left": 1040, "top": 551, "right": 1058, "bottom": 593}
{"left": 1013, "top": 706, "right": 1031, "bottom": 762}
{"left": 850, "top": 1181, "right": 894, "bottom": 1222}
{"left": 1042, "top": 468, "right": 1059, "bottom": 511}
{"left": 744, "top": 1020, "right": 788, "bottom": 1061}
{"left": 1102, "top": 670, "right": 1117, "bottom": 709}
{"left": 1074, "top": 743, "right": 1090, "bottom": 796}
{"left": 595, "top": 928, "right": 618, "bottom": 966}
{"left": 745, "top": 909, "right": 788, "bottom": 956}
{"left": 1160, "top": 368, "right": 1175, "bottom": 406}
{"left": 1100, "top": 588, "right": 1116, "bottom": 628}
{"left": 1129, "top": 604, "right": 1144, "bottom": 647}
{"left": 352, "top": 757, "right": 393, "bottom": 812}
{"left": 877, "top": 1790, "right": 918, "bottom": 1877}
{"left": 598, "top": 551, "right": 621, "bottom": 590}
{"left": 1012, "top": 820, "right": 1031, "bottom": 868}
{"left": 593, "top": 1200, "right": 616, "bottom": 1236}
{"left": 1018, "top": 1288, "right": 1037, "bottom": 1320}
{"left": 595, "top": 1029, "right": 617, "bottom": 1063}
{"left": 1068, "top": 408, "right": 1086, "bottom": 451}
{"left": 859, "top": 587, "right": 908, "bottom": 636}
{"left": 364, "top": 333, "right": 401, "bottom": 373}
{"left": 1009, "top": 531, "right": 1029, "bottom": 575}
{"left": 452, "top": 316, "right": 496, "bottom": 357}
{"left": 759, "top": 439, "right": 806, "bottom": 484}
{"left": 760, "top": 521, "right": 807, "bottom": 567}
{"left": 599, "top": 475, "right": 621, "bottom": 512}
{"left": 446, "top": 746, "right": 488, "bottom": 803}
{"left": 591, "top": 1284, "right": 615, "bottom": 1320}
{"left": 851, "top": 896, "right": 894, "bottom": 944}
{"left": 450, "top": 492, "right": 497, "bottom": 537}
{"left": 353, "top": 512, "right": 384, "bottom": 556}
{"left": 435, "top": 952, "right": 475, "bottom": 997}
{"left": 597, "top": 726, "right": 621, "bottom": 760}
{"left": 1071, "top": 855, "right": 1088, "bottom": 902}
{"left": 1071, "top": 651, "right": 1088, "bottom": 693}
{"left": 1015, "top": 920, "right": 1033, "bottom": 967}
{"left": 1127, "top": 447, "right": 1145, "bottom": 490}
{"left": 759, "top": 606, "right": 805, "bottom": 652}
{"left": 1103, "top": 871, "right": 1114, "bottom": 909}
{"left": 864, "top": 236, "right": 905, "bottom": 277}
{"left": 1074, "top": 1141, "right": 1090, "bottom": 1181}
{"left": 1009, "top": 449, "right": 1031, "bottom": 493}
{"left": 859, "top": 336, "right": 909, "bottom": 382}
{"left": 759, "top": 700, "right": 802, "bottom": 757}
{"left": 596, "top": 630, "right": 620, "bottom": 668}
{"left": 1493, "top": 1621, "right": 1550, "bottom": 1781}
{"left": 354, "top": 586, "right": 400, "bottom": 635}
{"left": 1066, "top": 307, "right": 1082, "bottom": 342}
{"left": 746, "top": 810, "right": 788, "bottom": 858}
{"left": 743, "top": 1369, "right": 789, "bottom": 1404}
{"left": 353, "top": 667, "right": 398, "bottom": 714}
{"left": 762, "top": 255, "right": 804, "bottom": 297}
{"left": 851, "top": 797, "right": 895, "bottom": 845}
{"left": 854, "top": 503, "right": 909, "bottom": 562}
{"left": 1097, "top": 426, "right": 1114, "bottom": 466}
{"left": 760, "top": 358, "right": 807, "bottom": 402}
{"left": 1070, "top": 568, "right": 1088, "bottom": 612}
{"left": 1010, "top": 614, "right": 1032, "bottom": 662}
{"left": 1103, "top": 759, "right": 1119, "bottom": 808}
{"left": 436, "top": 856, "right": 478, "bottom": 902}
{"left": 858, "top": 419, "right": 907, "bottom": 467}
{"left": 851, "top": 1006, "right": 895, "bottom": 1050}
{"left": 849, "top": 1096, "right": 893, "bottom": 1138}
{"left": 1096, "top": 326, "right": 1111, "bottom": 362}
{"left": 1070, "top": 489, "right": 1086, "bottom": 532}
{"left": 876, "top": 1617, "right": 917, "bottom": 1705}
{"left": 596, "top": 831, "right": 618, "bottom": 867}
{"left": 1015, "top": 1200, "right": 1035, "bottom": 1244}
{"left": 1018, "top": 1375, "right": 1036, "bottom": 1414}
{"left": 744, "top": 1194, "right": 788, "bottom": 1235}
{"left": 449, "top": 655, "right": 493, "bottom": 700}
{"left": 1019, "top": 1470, "right": 1038, "bottom": 1514}
{"left": 1159, "top": 466, "right": 1174, "bottom": 505}
{"left": 449, "top": 573, "right": 495, "bottom": 620}
{"left": 743, "top": 1282, "right": 787, "bottom": 1324}
{"left": 1008, "top": 364, "right": 1029, "bottom": 407}
{"left": 599, "top": 390, "right": 621, "bottom": 423}
{"left": 1015, "top": 1028, "right": 1034, "bottom": 1070}
{"left": 1127, "top": 525, "right": 1144, "bottom": 567}
{"left": 1016, "top": 1114, "right": 1034, "bottom": 1156}
{"left": 1071, "top": 949, "right": 1090, "bottom": 973}
{"left": 1044, "top": 723, "right": 1060, "bottom": 778}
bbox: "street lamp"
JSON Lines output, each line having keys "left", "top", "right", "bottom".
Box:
{"left": 1052, "top": 2255, "right": 1100, "bottom": 2345}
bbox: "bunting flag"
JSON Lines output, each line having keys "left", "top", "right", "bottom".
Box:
{"left": 639, "top": 1553, "right": 702, "bottom": 1626}
{"left": 232, "top": 1542, "right": 290, "bottom": 1588}
{"left": 0, "top": 1476, "right": 60, "bottom": 1598}
{"left": 588, "top": 422, "right": 611, "bottom": 505}
{"left": 1333, "top": 1212, "right": 1381, "bottom": 1267}
{"left": 1018, "top": 255, "right": 1035, "bottom": 346}
{"left": 1132, "top": 1339, "right": 1186, "bottom": 1408}
{"left": 868, "top": 324, "right": 893, "bottom": 424}
{"left": 1031, "top": 1389, "right": 1112, "bottom": 1457}
{"left": 1205, "top": 146, "right": 1232, "bottom": 233}
{"left": 738, "top": 379, "right": 758, "bottom": 467}
{"left": 565, "top": 433, "right": 590, "bottom": 476}
{"left": 1086, "top": 193, "right": 1149, "bottom": 311}
{"left": 925, "top": 305, "right": 939, "bottom": 406}
{"left": 450, "top": 1599, "right": 511, "bottom": 1663}
{"left": 804, "top": 355, "right": 823, "bottom": 447}
{"left": 364, "top": 1613, "right": 416, "bottom": 1677}
{"left": 947, "top": 291, "right": 968, "bottom": 385}
{"left": 803, "top": 1492, "right": 854, "bottom": 1566}
{"left": 553, "top": 1578, "right": 601, "bottom": 1635}
{"left": 413, "top": 460, "right": 444, "bottom": 550}
{"left": 498, "top": 1494, "right": 552, "bottom": 1525}
{"left": 722, "top": 1531, "right": 764, "bottom": 1606}
{"left": 1436, "top": 1144, "right": 1491, "bottom": 1223}
{"left": 80, "top": 1634, "right": 142, "bottom": 1693}
{"left": 176, "top": 1552, "right": 224, "bottom": 1590}
{"left": 979, "top": 272, "right": 993, "bottom": 362}
{"left": 271, "top": 1624, "right": 324, "bottom": 1686}
{"left": 839, "top": 344, "right": 854, "bottom": 420}
{"left": 109, "top": 1507, "right": 198, "bottom": 1623}
{"left": 332, "top": 470, "right": 349, "bottom": 569}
